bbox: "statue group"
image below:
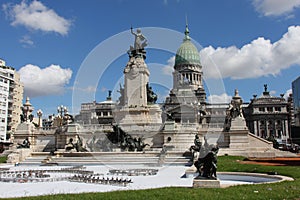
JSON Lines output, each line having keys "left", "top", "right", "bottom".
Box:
{"left": 17, "top": 137, "right": 30, "bottom": 149}
{"left": 190, "top": 135, "right": 219, "bottom": 179}
{"left": 65, "top": 134, "right": 88, "bottom": 152}
{"left": 106, "top": 125, "right": 149, "bottom": 152}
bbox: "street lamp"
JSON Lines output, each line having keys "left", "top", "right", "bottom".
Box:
{"left": 57, "top": 105, "right": 68, "bottom": 126}
{"left": 37, "top": 109, "right": 43, "bottom": 128}
{"left": 55, "top": 105, "right": 68, "bottom": 151}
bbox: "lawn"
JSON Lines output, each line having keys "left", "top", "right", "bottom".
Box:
{"left": 1, "top": 156, "right": 300, "bottom": 200}
{"left": 0, "top": 156, "right": 7, "bottom": 163}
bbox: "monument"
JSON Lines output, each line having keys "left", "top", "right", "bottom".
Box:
{"left": 13, "top": 97, "right": 37, "bottom": 147}
{"left": 7, "top": 97, "right": 38, "bottom": 163}
{"left": 224, "top": 89, "right": 249, "bottom": 150}
{"left": 114, "top": 27, "right": 162, "bottom": 141}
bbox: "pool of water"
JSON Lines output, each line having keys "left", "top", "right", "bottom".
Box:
{"left": 217, "top": 172, "right": 292, "bottom": 186}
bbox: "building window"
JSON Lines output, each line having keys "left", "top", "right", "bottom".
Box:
{"left": 261, "top": 130, "right": 266, "bottom": 138}
{"left": 274, "top": 107, "right": 281, "bottom": 112}
{"left": 277, "top": 130, "right": 282, "bottom": 138}
{"left": 267, "top": 107, "right": 273, "bottom": 112}
{"left": 259, "top": 107, "right": 265, "bottom": 112}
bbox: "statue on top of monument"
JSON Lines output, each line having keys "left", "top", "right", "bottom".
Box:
{"left": 224, "top": 89, "right": 245, "bottom": 131}
{"left": 20, "top": 97, "right": 34, "bottom": 123}
{"left": 227, "top": 89, "right": 243, "bottom": 119}
{"left": 130, "top": 26, "right": 147, "bottom": 50}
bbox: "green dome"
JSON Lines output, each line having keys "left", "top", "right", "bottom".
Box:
{"left": 175, "top": 26, "right": 201, "bottom": 66}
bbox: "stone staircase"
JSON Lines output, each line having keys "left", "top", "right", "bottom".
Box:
{"left": 164, "top": 133, "right": 195, "bottom": 152}
{"left": 20, "top": 153, "right": 49, "bottom": 165}
{"left": 163, "top": 151, "right": 191, "bottom": 166}
{"left": 19, "top": 151, "right": 191, "bottom": 166}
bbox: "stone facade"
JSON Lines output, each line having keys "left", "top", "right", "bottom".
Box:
{"left": 75, "top": 92, "right": 115, "bottom": 125}
{"left": 244, "top": 85, "right": 290, "bottom": 142}
{"left": 292, "top": 76, "right": 300, "bottom": 126}
{"left": 0, "top": 59, "right": 24, "bottom": 140}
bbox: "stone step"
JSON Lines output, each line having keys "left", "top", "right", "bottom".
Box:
{"left": 49, "top": 158, "right": 160, "bottom": 162}
{"left": 20, "top": 151, "right": 192, "bottom": 166}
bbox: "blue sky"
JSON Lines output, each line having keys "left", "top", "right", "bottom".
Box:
{"left": 1, "top": 0, "right": 300, "bottom": 117}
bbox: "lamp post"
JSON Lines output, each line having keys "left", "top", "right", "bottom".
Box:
{"left": 57, "top": 105, "right": 68, "bottom": 126}
{"left": 37, "top": 109, "right": 43, "bottom": 128}
{"left": 55, "top": 105, "right": 68, "bottom": 151}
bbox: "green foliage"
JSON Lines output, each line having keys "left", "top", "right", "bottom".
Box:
{"left": 3, "top": 156, "right": 300, "bottom": 200}
{"left": 0, "top": 156, "right": 7, "bottom": 163}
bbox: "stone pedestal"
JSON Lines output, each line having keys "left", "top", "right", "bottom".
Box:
{"left": 116, "top": 105, "right": 162, "bottom": 126}
{"left": 229, "top": 117, "right": 249, "bottom": 149}
{"left": 230, "top": 116, "right": 247, "bottom": 131}
{"left": 193, "top": 177, "right": 220, "bottom": 188}
{"left": 7, "top": 148, "right": 32, "bottom": 164}
{"left": 114, "top": 51, "right": 162, "bottom": 136}
{"left": 13, "top": 122, "right": 37, "bottom": 146}
{"left": 229, "top": 130, "right": 249, "bottom": 149}
{"left": 124, "top": 56, "right": 149, "bottom": 107}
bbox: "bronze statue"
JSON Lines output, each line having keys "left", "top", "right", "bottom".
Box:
{"left": 17, "top": 137, "right": 30, "bottom": 148}
{"left": 146, "top": 83, "right": 158, "bottom": 104}
{"left": 194, "top": 145, "right": 219, "bottom": 179}
{"left": 65, "top": 138, "right": 75, "bottom": 151}
{"left": 189, "top": 135, "right": 202, "bottom": 162}
{"left": 74, "top": 134, "right": 88, "bottom": 152}
{"left": 107, "top": 125, "right": 149, "bottom": 152}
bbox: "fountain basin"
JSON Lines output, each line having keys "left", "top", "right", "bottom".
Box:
{"left": 217, "top": 172, "right": 294, "bottom": 187}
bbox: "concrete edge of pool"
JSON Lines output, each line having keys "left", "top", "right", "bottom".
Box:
{"left": 216, "top": 172, "right": 294, "bottom": 188}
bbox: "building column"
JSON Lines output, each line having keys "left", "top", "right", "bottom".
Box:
{"left": 285, "top": 120, "right": 289, "bottom": 139}
{"left": 254, "top": 120, "right": 258, "bottom": 136}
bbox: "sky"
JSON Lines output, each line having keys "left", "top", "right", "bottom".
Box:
{"left": 0, "top": 0, "right": 300, "bottom": 117}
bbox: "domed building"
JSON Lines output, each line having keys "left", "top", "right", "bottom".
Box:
{"left": 164, "top": 24, "right": 206, "bottom": 124}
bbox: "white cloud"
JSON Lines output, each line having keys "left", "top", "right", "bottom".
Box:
{"left": 200, "top": 26, "right": 300, "bottom": 79}
{"left": 101, "top": 87, "right": 107, "bottom": 92}
{"left": 18, "top": 64, "right": 72, "bottom": 97}
{"left": 162, "top": 56, "right": 174, "bottom": 75}
{"left": 19, "top": 35, "right": 34, "bottom": 47}
{"left": 3, "top": 0, "right": 71, "bottom": 35}
{"left": 270, "top": 90, "right": 276, "bottom": 96}
{"left": 284, "top": 88, "right": 293, "bottom": 99}
{"left": 253, "top": 0, "right": 300, "bottom": 16}
{"left": 207, "top": 93, "right": 232, "bottom": 104}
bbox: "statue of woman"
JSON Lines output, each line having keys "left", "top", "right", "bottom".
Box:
{"left": 131, "top": 27, "right": 147, "bottom": 50}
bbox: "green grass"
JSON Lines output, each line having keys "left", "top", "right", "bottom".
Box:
{"left": 2, "top": 156, "right": 300, "bottom": 200}
{"left": 0, "top": 156, "right": 7, "bottom": 163}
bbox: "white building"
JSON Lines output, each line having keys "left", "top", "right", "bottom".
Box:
{"left": 0, "top": 59, "right": 23, "bottom": 140}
